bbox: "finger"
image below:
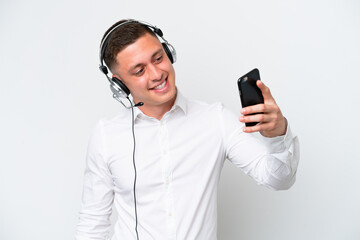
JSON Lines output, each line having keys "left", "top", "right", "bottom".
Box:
{"left": 242, "top": 122, "right": 274, "bottom": 133}
{"left": 242, "top": 123, "right": 262, "bottom": 133}
{"left": 241, "top": 104, "right": 265, "bottom": 115}
{"left": 242, "top": 100, "right": 282, "bottom": 115}
{"left": 239, "top": 113, "right": 269, "bottom": 124}
{"left": 241, "top": 103, "right": 271, "bottom": 115}
{"left": 256, "top": 80, "right": 274, "bottom": 102}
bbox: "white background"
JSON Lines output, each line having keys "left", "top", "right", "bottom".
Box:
{"left": 1, "top": 0, "right": 359, "bottom": 239}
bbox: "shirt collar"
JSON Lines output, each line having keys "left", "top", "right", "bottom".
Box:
{"left": 133, "top": 88, "right": 188, "bottom": 120}
{"left": 172, "top": 90, "right": 188, "bottom": 115}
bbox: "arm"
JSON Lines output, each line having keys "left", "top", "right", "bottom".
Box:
{"left": 76, "top": 121, "right": 114, "bottom": 240}
{"left": 223, "top": 81, "right": 299, "bottom": 190}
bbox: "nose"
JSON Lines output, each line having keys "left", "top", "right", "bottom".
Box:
{"left": 147, "top": 63, "right": 162, "bottom": 82}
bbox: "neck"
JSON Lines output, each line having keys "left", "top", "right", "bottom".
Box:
{"left": 137, "top": 95, "right": 177, "bottom": 121}
{"left": 139, "top": 106, "right": 171, "bottom": 120}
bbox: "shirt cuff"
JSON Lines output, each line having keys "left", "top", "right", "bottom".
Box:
{"left": 258, "top": 121, "right": 295, "bottom": 153}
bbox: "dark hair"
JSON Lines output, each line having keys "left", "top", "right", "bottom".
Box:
{"left": 101, "top": 20, "right": 156, "bottom": 71}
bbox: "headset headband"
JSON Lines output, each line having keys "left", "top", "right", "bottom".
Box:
{"left": 99, "top": 19, "right": 169, "bottom": 75}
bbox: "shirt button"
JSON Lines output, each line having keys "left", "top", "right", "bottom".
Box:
{"left": 168, "top": 212, "right": 172, "bottom": 216}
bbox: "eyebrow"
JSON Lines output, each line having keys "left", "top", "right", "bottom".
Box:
{"left": 129, "top": 48, "right": 163, "bottom": 73}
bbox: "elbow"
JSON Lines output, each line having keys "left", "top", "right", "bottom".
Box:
{"left": 263, "top": 171, "right": 297, "bottom": 191}
{"left": 261, "top": 156, "right": 298, "bottom": 191}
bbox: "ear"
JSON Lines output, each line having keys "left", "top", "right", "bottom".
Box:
{"left": 112, "top": 73, "right": 125, "bottom": 83}
{"left": 112, "top": 74, "right": 120, "bottom": 79}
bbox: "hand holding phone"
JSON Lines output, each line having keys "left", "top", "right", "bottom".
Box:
{"left": 237, "top": 68, "right": 264, "bottom": 127}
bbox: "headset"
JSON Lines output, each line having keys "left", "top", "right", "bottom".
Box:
{"left": 98, "top": 19, "right": 177, "bottom": 108}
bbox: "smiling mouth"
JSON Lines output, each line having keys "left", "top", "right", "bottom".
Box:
{"left": 151, "top": 77, "right": 168, "bottom": 90}
{"left": 154, "top": 80, "right": 166, "bottom": 90}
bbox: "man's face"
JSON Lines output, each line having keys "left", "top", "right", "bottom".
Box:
{"left": 113, "top": 33, "right": 176, "bottom": 112}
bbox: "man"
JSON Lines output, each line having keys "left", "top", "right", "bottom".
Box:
{"left": 76, "top": 19, "right": 299, "bottom": 240}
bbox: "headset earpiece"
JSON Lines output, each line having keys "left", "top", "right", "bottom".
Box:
{"left": 162, "top": 42, "right": 176, "bottom": 64}
{"left": 111, "top": 76, "right": 130, "bottom": 98}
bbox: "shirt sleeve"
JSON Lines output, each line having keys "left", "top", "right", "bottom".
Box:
{"left": 221, "top": 105, "right": 300, "bottom": 190}
{"left": 76, "top": 121, "right": 114, "bottom": 240}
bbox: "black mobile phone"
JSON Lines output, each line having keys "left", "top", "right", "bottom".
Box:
{"left": 237, "top": 68, "right": 264, "bottom": 127}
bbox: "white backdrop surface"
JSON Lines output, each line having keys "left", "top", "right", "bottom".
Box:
{"left": 0, "top": 0, "right": 359, "bottom": 239}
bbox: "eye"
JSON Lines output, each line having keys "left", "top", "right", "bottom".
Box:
{"left": 135, "top": 68, "right": 144, "bottom": 76}
{"left": 154, "top": 54, "right": 163, "bottom": 63}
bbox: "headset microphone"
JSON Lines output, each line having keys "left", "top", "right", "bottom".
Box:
{"left": 134, "top": 102, "right": 144, "bottom": 107}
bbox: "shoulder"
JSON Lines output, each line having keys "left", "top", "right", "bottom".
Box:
{"left": 183, "top": 98, "right": 241, "bottom": 132}
{"left": 186, "top": 98, "right": 223, "bottom": 115}
{"left": 94, "top": 109, "right": 132, "bottom": 134}
{"left": 186, "top": 98, "right": 237, "bottom": 120}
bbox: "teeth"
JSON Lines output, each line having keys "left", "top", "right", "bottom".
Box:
{"left": 154, "top": 80, "right": 166, "bottom": 90}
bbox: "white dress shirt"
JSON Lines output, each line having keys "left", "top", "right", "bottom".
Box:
{"left": 76, "top": 91, "right": 299, "bottom": 240}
